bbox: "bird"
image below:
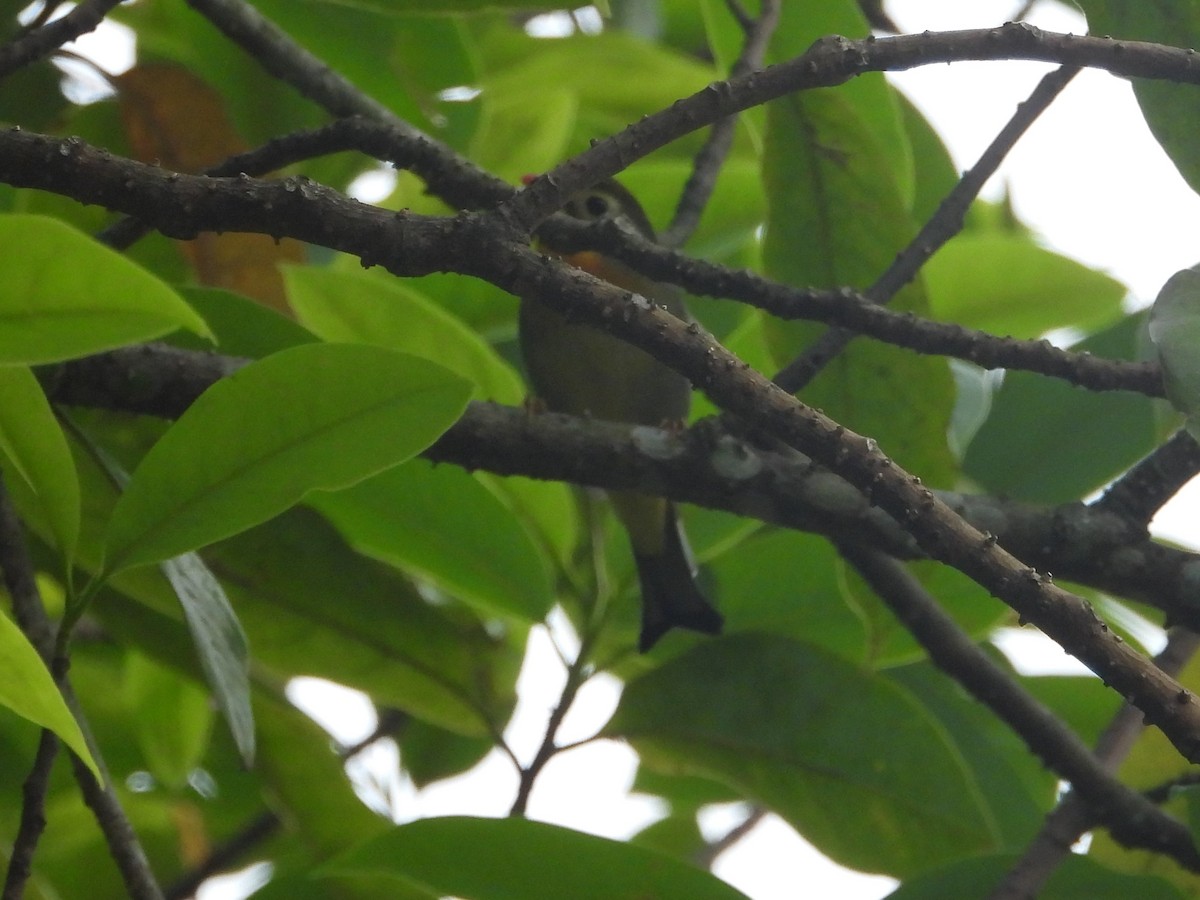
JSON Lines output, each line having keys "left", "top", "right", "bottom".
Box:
{"left": 517, "top": 177, "right": 724, "bottom": 651}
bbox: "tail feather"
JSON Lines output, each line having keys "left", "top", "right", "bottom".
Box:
{"left": 635, "top": 510, "right": 723, "bottom": 652}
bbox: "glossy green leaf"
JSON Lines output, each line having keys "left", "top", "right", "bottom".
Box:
{"left": 709, "top": 530, "right": 866, "bottom": 659}
{"left": 895, "top": 89, "right": 960, "bottom": 229}
{"left": 1076, "top": 2, "right": 1200, "bottom": 197}
{"left": 888, "top": 660, "right": 1054, "bottom": 847}
{"left": 1019, "top": 673, "right": 1122, "bottom": 748}
{"left": 204, "top": 507, "right": 521, "bottom": 737}
{"left": 630, "top": 811, "right": 707, "bottom": 861}
{"left": 175, "top": 286, "right": 317, "bottom": 358}
{"left": 965, "top": 313, "right": 1158, "bottom": 502}
{"left": 607, "top": 634, "right": 997, "bottom": 876}
{"left": 1085, "top": 649, "right": 1200, "bottom": 893}
{"left": 473, "top": 470, "right": 580, "bottom": 570}
{"left": 762, "top": 88, "right": 955, "bottom": 487}
{"left": 0, "top": 214, "right": 211, "bottom": 364}
{"left": 240, "top": 1, "right": 478, "bottom": 141}
{"left": 104, "top": 344, "right": 471, "bottom": 573}
{"left": 0, "top": 609, "right": 101, "bottom": 781}
{"left": 325, "top": 816, "right": 752, "bottom": 900}
{"left": 479, "top": 30, "right": 717, "bottom": 156}
{"left": 284, "top": 266, "right": 524, "bottom": 404}
{"left": 768, "top": 0, "right": 912, "bottom": 205}
{"left": 926, "top": 234, "right": 1127, "bottom": 339}
{"left": 256, "top": 691, "right": 390, "bottom": 859}
{"left": 309, "top": 459, "right": 553, "bottom": 622}
{"left": 69, "top": 427, "right": 256, "bottom": 763}
{"left": 161, "top": 553, "right": 254, "bottom": 764}
{"left": 468, "top": 87, "right": 577, "bottom": 183}
{"left": 844, "top": 560, "right": 1006, "bottom": 667}
{"left": 0, "top": 366, "right": 79, "bottom": 563}
{"left": 399, "top": 718, "right": 494, "bottom": 788}
{"left": 123, "top": 651, "right": 213, "bottom": 790}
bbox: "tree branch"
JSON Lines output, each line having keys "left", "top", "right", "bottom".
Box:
{"left": 5, "top": 27, "right": 1200, "bottom": 761}
{"left": 661, "top": 0, "right": 780, "bottom": 248}
{"left": 773, "top": 62, "right": 1081, "bottom": 393}
{"left": 42, "top": 346, "right": 1200, "bottom": 629}
{"left": 0, "top": 0, "right": 122, "bottom": 79}
{"left": 1094, "top": 429, "right": 1200, "bottom": 525}
{"left": 840, "top": 544, "right": 1200, "bottom": 869}
{"left": 0, "top": 476, "right": 163, "bottom": 900}
{"left": 988, "top": 628, "right": 1200, "bottom": 899}
{"left": 509, "top": 25, "right": 1200, "bottom": 229}
{"left": 1, "top": 126, "right": 1162, "bottom": 398}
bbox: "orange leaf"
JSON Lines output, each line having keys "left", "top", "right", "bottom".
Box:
{"left": 116, "top": 63, "right": 305, "bottom": 313}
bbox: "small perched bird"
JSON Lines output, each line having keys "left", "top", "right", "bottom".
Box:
{"left": 518, "top": 178, "right": 724, "bottom": 651}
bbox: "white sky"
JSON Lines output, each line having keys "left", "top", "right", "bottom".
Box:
{"left": 57, "top": 1, "right": 1200, "bottom": 898}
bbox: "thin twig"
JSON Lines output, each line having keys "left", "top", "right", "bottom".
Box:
{"left": 510, "top": 631, "right": 597, "bottom": 817}
{"left": 1094, "top": 428, "right": 1200, "bottom": 525}
{"left": 0, "top": 474, "right": 61, "bottom": 900}
{"left": 0, "top": 0, "right": 122, "bottom": 79}
{"left": 694, "top": 806, "right": 767, "bottom": 869}
{"left": 987, "top": 628, "right": 1200, "bottom": 900}
{"left": 0, "top": 475, "right": 163, "bottom": 899}
{"left": 661, "top": 0, "right": 780, "bottom": 248}
{"left": 723, "top": 0, "right": 753, "bottom": 33}
{"left": 839, "top": 543, "right": 1200, "bottom": 870}
{"left": 43, "top": 351, "right": 1200, "bottom": 629}
{"left": 2, "top": 725, "right": 58, "bottom": 900}
{"left": 163, "top": 812, "right": 280, "bottom": 900}
{"left": 773, "top": 64, "right": 1081, "bottom": 393}
{"left": 183, "top": 0, "right": 418, "bottom": 133}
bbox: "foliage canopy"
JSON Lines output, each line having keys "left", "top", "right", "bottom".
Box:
{"left": 2, "top": 1, "right": 1200, "bottom": 898}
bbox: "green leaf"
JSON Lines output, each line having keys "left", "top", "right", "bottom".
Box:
{"left": 926, "top": 234, "right": 1127, "bottom": 339}
{"left": 238, "top": 1, "right": 479, "bottom": 142}
{"left": 309, "top": 459, "right": 553, "bottom": 622}
{"left": 479, "top": 30, "right": 717, "bottom": 157}
{"left": 0, "top": 366, "right": 80, "bottom": 563}
{"left": 887, "top": 659, "right": 1054, "bottom": 847}
{"left": 205, "top": 507, "right": 521, "bottom": 737}
{"left": 762, "top": 88, "right": 956, "bottom": 487}
{"left": 325, "top": 816, "right": 752, "bottom": 900}
{"left": 708, "top": 530, "right": 866, "bottom": 659}
{"left": 844, "top": 560, "right": 1006, "bottom": 667}
{"left": 284, "top": 267, "right": 524, "bottom": 404}
{"left": 297, "top": 0, "right": 563, "bottom": 10}
{"left": 104, "top": 343, "right": 471, "bottom": 573}
{"left": 399, "top": 718, "right": 494, "bottom": 788}
{"left": 255, "top": 691, "right": 390, "bottom": 859}
{"left": 468, "top": 87, "right": 578, "bottom": 183}
{"left": 1076, "top": 2, "right": 1200, "bottom": 198}
{"left": 0, "top": 214, "right": 211, "bottom": 364}
{"left": 161, "top": 553, "right": 254, "bottom": 764}
{"left": 123, "top": 651, "right": 213, "bottom": 790}
{"left": 965, "top": 312, "right": 1158, "bottom": 502}
{"left": 175, "top": 286, "right": 317, "bottom": 358}
{"left": 606, "top": 634, "right": 997, "bottom": 876}
{"left": 895, "top": 89, "right": 960, "bottom": 228}
{"left": 768, "top": 0, "right": 912, "bottom": 205}
{"left": 0, "top": 609, "right": 101, "bottom": 781}
{"left": 72, "top": 432, "right": 256, "bottom": 763}
{"left": 630, "top": 811, "right": 707, "bottom": 860}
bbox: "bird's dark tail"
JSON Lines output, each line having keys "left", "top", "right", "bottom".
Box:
{"left": 634, "top": 507, "right": 723, "bottom": 652}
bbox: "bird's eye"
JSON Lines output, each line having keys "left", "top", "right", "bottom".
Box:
{"left": 584, "top": 193, "right": 610, "bottom": 218}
